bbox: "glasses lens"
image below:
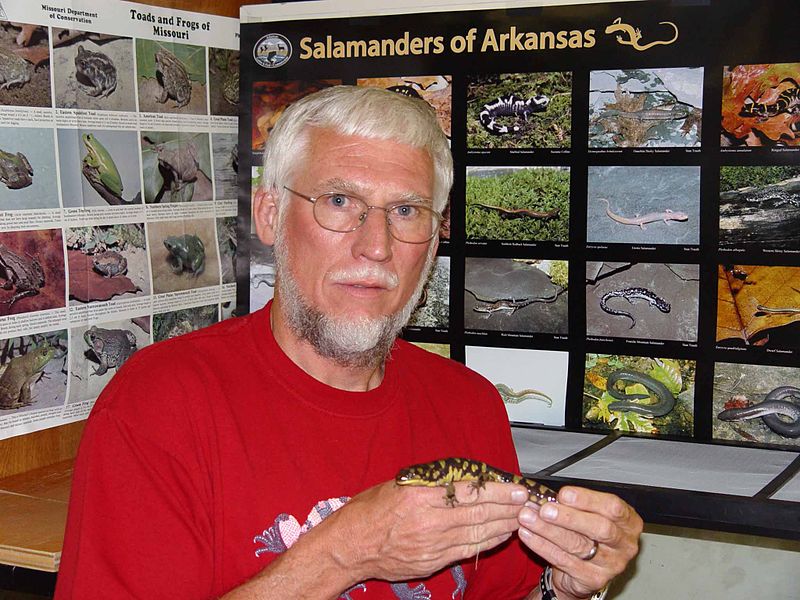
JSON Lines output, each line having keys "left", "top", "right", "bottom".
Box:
{"left": 388, "top": 204, "right": 440, "bottom": 243}
{"left": 313, "top": 193, "right": 367, "bottom": 232}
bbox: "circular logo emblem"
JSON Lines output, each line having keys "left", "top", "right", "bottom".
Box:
{"left": 254, "top": 33, "right": 292, "bottom": 69}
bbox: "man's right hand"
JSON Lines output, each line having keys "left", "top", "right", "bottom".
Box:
{"left": 326, "top": 478, "right": 531, "bottom": 584}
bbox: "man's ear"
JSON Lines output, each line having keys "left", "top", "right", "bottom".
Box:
{"left": 253, "top": 186, "right": 280, "bottom": 245}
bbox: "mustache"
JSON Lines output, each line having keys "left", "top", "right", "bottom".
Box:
{"left": 327, "top": 265, "right": 399, "bottom": 289}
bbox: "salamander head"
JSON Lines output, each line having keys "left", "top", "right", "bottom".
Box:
{"left": 396, "top": 462, "right": 443, "bottom": 486}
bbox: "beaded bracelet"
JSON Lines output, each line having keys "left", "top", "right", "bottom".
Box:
{"left": 539, "top": 566, "right": 609, "bottom": 600}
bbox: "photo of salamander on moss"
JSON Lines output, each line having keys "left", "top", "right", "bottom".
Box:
{"left": 0, "top": 330, "right": 66, "bottom": 413}
{"left": 719, "top": 165, "right": 800, "bottom": 250}
{"left": 466, "top": 166, "right": 569, "bottom": 243}
{"left": 466, "top": 71, "right": 571, "bottom": 149}
{"left": 583, "top": 353, "right": 695, "bottom": 436}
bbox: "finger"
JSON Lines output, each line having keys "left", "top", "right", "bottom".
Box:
{"left": 448, "top": 481, "right": 531, "bottom": 506}
{"left": 518, "top": 504, "right": 598, "bottom": 559}
{"left": 559, "top": 486, "right": 638, "bottom": 527}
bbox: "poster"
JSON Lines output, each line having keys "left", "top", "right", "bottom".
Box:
{"left": 0, "top": 0, "right": 239, "bottom": 440}
{"left": 239, "top": 0, "right": 800, "bottom": 451}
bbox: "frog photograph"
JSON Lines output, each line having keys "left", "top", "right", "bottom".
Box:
{"left": 147, "top": 218, "right": 220, "bottom": 294}
{"left": 65, "top": 224, "right": 151, "bottom": 305}
{"left": 57, "top": 129, "right": 142, "bottom": 207}
{"left": 136, "top": 39, "right": 207, "bottom": 114}
{"left": 0, "top": 21, "right": 51, "bottom": 108}
{"left": 51, "top": 28, "right": 136, "bottom": 112}
{"left": 209, "top": 47, "right": 239, "bottom": 117}
{"left": 583, "top": 353, "right": 696, "bottom": 438}
{"left": 216, "top": 216, "right": 237, "bottom": 285}
{"left": 0, "top": 229, "right": 66, "bottom": 317}
{"left": 211, "top": 132, "right": 238, "bottom": 201}
{"left": 141, "top": 131, "right": 212, "bottom": 203}
{"left": 0, "top": 126, "right": 59, "bottom": 210}
{"left": 153, "top": 304, "right": 220, "bottom": 343}
{"left": 0, "top": 331, "right": 66, "bottom": 414}
{"left": 67, "top": 318, "right": 149, "bottom": 404}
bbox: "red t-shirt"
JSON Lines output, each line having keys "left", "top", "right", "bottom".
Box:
{"left": 56, "top": 303, "right": 541, "bottom": 598}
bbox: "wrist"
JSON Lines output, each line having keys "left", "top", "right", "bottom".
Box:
{"left": 540, "top": 566, "right": 609, "bottom": 600}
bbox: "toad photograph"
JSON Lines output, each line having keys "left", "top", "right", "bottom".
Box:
{"left": 66, "top": 223, "right": 150, "bottom": 305}
{"left": 586, "top": 262, "right": 699, "bottom": 342}
{"left": 583, "top": 353, "right": 695, "bottom": 437}
{"left": 0, "top": 22, "right": 51, "bottom": 108}
{"left": 58, "top": 129, "right": 142, "bottom": 207}
{"left": 466, "top": 71, "right": 571, "bottom": 150}
{"left": 217, "top": 216, "right": 236, "bottom": 285}
{"left": 713, "top": 362, "right": 800, "bottom": 449}
{"left": 466, "top": 345, "right": 568, "bottom": 427}
{"left": 52, "top": 28, "right": 135, "bottom": 112}
{"left": 147, "top": 218, "right": 220, "bottom": 294}
{"left": 68, "top": 317, "right": 150, "bottom": 404}
{"left": 721, "top": 63, "right": 800, "bottom": 147}
{"left": 719, "top": 165, "right": 800, "bottom": 250}
{"left": 0, "top": 330, "right": 66, "bottom": 414}
{"left": 212, "top": 132, "right": 238, "bottom": 201}
{"left": 716, "top": 265, "right": 800, "bottom": 349}
{"left": 588, "top": 68, "right": 703, "bottom": 148}
{"left": 208, "top": 47, "right": 239, "bottom": 116}
{"left": 465, "top": 166, "right": 570, "bottom": 243}
{"left": 136, "top": 39, "right": 207, "bottom": 115}
{"left": 0, "top": 228, "right": 66, "bottom": 317}
{"left": 141, "top": 131, "right": 212, "bottom": 203}
{"left": 357, "top": 75, "right": 452, "bottom": 139}
{"left": 587, "top": 166, "right": 700, "bottom": 246}
{"left": 464, "top": 257, "right": 568, "bottom": 335}
{"left": 153, "top": 304, "right": 220, "bottom": 343}
{"left": 0, "top": 126, "right": 59, "bottom": 210}
{"left": 406, "top": 256, "right": 449, "bottom": 330}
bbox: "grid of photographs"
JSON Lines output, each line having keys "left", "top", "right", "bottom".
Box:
{"left": 0, "top": 13, "right": 239, "bottom": 441}
{"left": 241, "top": 2, "right": 800, "bottom": 454}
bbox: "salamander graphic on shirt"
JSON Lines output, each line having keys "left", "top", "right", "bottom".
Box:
{"left": 253, "top": 497, "right": 466, "bottom": 598}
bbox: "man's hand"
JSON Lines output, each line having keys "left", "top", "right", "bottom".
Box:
{"left": 518, "top": 486, "right": 642, "bottom": 600}
{"left": 329, "top": 478, "right": 530, "bottom": 584}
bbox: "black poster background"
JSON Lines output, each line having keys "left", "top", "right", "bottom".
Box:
{"left": 237, "top": 0, "right": 800, "bottom": 451}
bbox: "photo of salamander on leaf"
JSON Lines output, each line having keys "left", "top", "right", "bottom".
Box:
{"left": 583, "top": 353, "right": 695, "bottom": 436}
{"left": 716, "top": 264, "right": 800, "bottom": 350}
{"left": 585, "top": 262, "right": 699, "bottom": 342}
{"left": 713, "top": 362, "right": 800, "bottom": 449}
{"left": 466, "top": 166, "right": 569, "bottom": 243}
{"left": 719, "top": 165, "right": 800, "bottom": 250}
{"left": 721, "top": 63, "right": 800, "bottom": 147}
{"left": 466, "top": 71, "right": 571, "bottom": 149}
{"left": 588, "top": 68, "right": 702, "bottom": 148}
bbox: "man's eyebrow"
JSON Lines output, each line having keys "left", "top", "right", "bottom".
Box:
{"left": 316, "top": 178, "right": 433, "bottom": 205}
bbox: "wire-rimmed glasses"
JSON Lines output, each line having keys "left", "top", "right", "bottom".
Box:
{"left": 284, "top": 186, "right": 442, "bottom": 244}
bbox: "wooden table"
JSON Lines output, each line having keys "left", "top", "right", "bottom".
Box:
{"left": 0, "top": 460, "right": 73, "bottom": 572}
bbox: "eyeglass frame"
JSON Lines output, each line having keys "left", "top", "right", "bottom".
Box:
{"left": 283, "top": 185, "right": 443, "bottom": 244}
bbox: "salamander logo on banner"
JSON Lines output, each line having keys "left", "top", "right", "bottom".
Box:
{"left": 254, "top": 33, "right": 292, "bottom": 68}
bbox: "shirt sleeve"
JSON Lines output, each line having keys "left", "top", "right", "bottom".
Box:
{"left": 55, "top": 360, "right": 216, "bottom": 599}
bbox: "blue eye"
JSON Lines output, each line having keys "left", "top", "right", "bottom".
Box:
{"left": 324, "top": 194, "right": 351, "bottom": 209}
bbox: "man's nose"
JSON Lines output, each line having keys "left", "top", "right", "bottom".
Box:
{"left": 351, "top": 206, "right": 393, "bottom": 262}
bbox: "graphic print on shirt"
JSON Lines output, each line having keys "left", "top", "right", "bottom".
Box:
{"left": 253, "top": 497, "right": 467, "bottom": 598}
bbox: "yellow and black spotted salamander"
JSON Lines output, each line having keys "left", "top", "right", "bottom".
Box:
{"left": 396, "top": 457, "right": 558, "bottom": 506}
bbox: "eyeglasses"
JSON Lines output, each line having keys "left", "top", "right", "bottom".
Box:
{"left": 283, "top": 186, "right": 441, "bottom": 244}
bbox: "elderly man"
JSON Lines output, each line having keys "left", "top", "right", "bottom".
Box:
{"left": 57, "top": 86, "right": 641, "bottom": 599}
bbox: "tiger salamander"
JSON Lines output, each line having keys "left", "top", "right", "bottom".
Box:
{"left": 396, "top": 457, "right": 557, "bottom": 506}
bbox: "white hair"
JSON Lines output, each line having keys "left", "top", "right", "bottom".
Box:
{"left": 261, "top": 85, "right": 453, "bottom": 213}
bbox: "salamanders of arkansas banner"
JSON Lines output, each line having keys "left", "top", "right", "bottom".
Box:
{"left": 238, "top": 0, "right": 800, "bottom": 451}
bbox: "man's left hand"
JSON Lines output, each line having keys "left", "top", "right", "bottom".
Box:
{"left": 518, "top": 485, "right": 643, "bottom": 600}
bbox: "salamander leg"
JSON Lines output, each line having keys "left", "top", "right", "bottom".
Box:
{"left": 444, "top": 482, "right": 458, "bottom": 507}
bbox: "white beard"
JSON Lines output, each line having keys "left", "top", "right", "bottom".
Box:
{"left": 272, "top": 226, "right": 435, "bottom": 369}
